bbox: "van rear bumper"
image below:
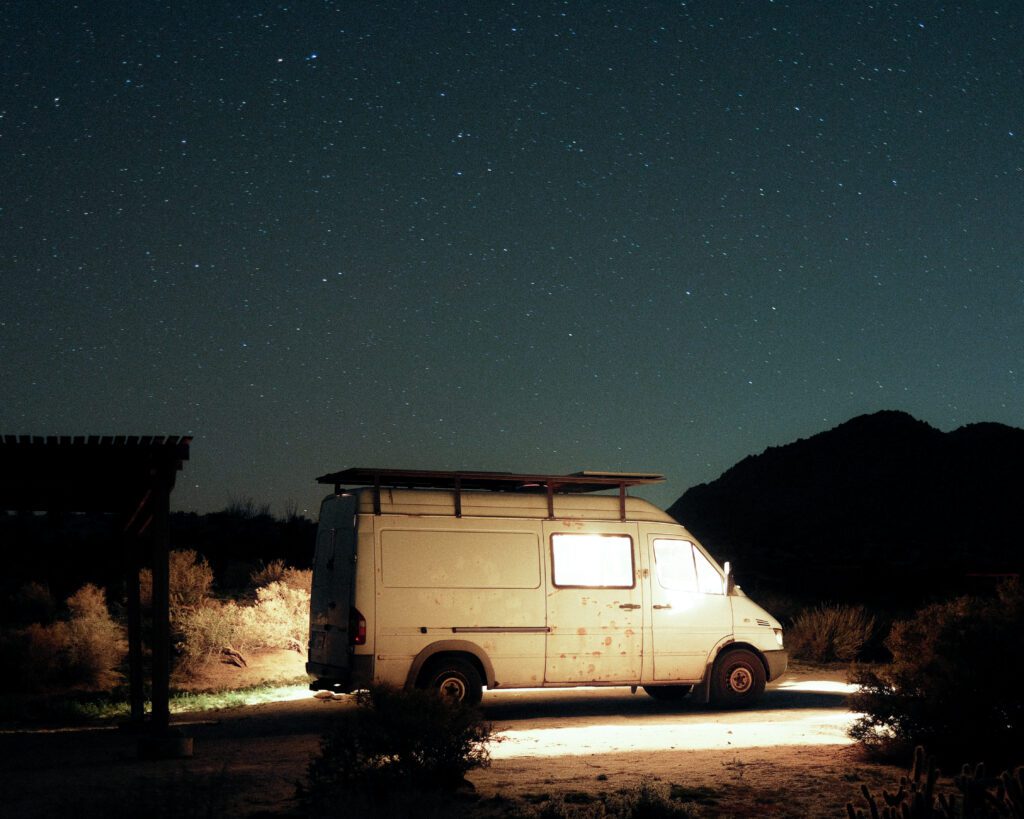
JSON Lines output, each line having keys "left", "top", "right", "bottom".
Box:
{"left": 306, "top": 661, "right": 350, "bottom": 691}
{"left": 307, "top": 655, "right": 373, "bottom": 692}
{"left": 763, "top": 649, "right": 788, "bottom": 682}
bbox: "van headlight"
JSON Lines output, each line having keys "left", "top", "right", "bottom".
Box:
{"left": 773, "top": 628, "right": 784, "bottom": 647}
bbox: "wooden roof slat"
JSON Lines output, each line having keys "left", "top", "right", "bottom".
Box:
{"left": 0, "top": 435, "right": 192, "bottom": 512}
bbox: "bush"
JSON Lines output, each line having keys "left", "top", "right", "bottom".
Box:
{"left": 511, "top": 782, "right": 704, "bottom": 818}
{"left": 849, "top": 581, "right": 1024, "bottom": 764}
{"left": 237, "top": 581, "right": 310, "bottom": 652}
{"left": 303, "top": 685, "right": 493, "bottom": 810}
{"left": 0, "top": 583, "right": 125, "bottom": 691}
{"left": 172, "top": 576, "right": 310, "bottom": 676}
{"left": 140, "top": 549, "right": 214, "bottom": 613}
{"left": 6, "top": 582, "right": 57, "bottom": 626}
{"left": 787, "top": 604, "right": 876, "bottom": 663}
{"left": 249, "top": 560, "right": 312, "bottom": 594}
{"left": 62, "top": 584, "right": 126, "bottom": 686}
{"left": 175, "top": 600, "right": 242, "bottom": 673}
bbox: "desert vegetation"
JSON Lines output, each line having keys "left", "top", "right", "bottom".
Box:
{"left": 0, "top": 544, "right": 311, "bottom": 720}
{"left": 151, "top": 549, "right": 312, "bottom": 676}
{"left": 846, "top": 746, "right": 1024, "bottom": 819}
{"left": 785, "top": 603, "right": 877, "bottom": 664}
{"left": 300, "top": 684, "right": 710, "bottom": 818}
{"left": 0, "top": 582, "right": 125, "bottom": 692}
{"left": 848, "top": 579, "right": 1024, "bottom": 766}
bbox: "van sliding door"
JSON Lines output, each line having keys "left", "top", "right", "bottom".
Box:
{"left": 543, "top": 522, "right": 643, "bottom": 683}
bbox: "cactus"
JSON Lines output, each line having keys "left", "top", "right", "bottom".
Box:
{"left": 847, "top": 747, "right": 945, "bottom": 819}
{"left": 999, "top": 766, "right": 1024, "bottom": 817}
{"left": 848, "top": 749, "right": 1024, "bottom": 819}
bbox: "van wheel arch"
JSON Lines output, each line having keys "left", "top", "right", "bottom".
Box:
{"left": 418, "top": 656, "right": 484, "bottom": 705}
{"left": 406, "top": 641, "right": 494, "bottom": 692}
{"left": 709, "top": 640, "right": 771, "bottom": 681}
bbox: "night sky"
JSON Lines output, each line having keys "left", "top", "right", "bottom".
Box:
{"left": 2, "top": 2, "right": 1022, "bottom": 516}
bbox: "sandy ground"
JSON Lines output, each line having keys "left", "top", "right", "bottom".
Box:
{"left": 0, "top": 656, "right": 911, "bottom": 817}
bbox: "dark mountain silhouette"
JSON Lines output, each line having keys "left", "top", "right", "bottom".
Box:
{"left": 668, "top": 410, "right": 1024, "bottom": 608}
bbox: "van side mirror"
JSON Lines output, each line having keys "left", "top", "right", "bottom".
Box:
{"left": 724, "top": 561, "right": 735, "bottom": 595}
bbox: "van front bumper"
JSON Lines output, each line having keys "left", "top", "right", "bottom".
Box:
{"left": 763, "top": 649, "right": 788, "bottom": 682}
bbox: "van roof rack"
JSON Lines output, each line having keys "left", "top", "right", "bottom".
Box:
{"left": 316, "top": 468, "right": 665, "bottom": 520}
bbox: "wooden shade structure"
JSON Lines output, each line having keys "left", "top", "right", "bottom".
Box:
{"left": 0, "top": 435, "right": 190, "bottom": 746}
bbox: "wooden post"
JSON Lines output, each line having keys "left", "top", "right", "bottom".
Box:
{"left": 149, "top": 482, "right": 170, "bottom": 732}
{"left": 122, "top": 513, "right": 145, "bottom": 725}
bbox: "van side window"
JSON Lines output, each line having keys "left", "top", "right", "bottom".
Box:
{"left": 653, "top": 539, "right": 725, "bottom": 595}
{"left": 693, "top": 547, "right": 725, "bottom": 595}
{"left": 652, "top": 539, "right": 698, "bottom": 591}
{"left": 551, "top": 533, "right": 634, "bottom": 588}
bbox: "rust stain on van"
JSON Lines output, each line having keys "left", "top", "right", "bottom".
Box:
{"left": 577, "top": 627, "right": 587, "bottom": 635}
{"left": 603, "top": 636, "right": 612, "bottom": 646}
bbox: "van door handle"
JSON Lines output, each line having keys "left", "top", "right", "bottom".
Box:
{"left": 618, "top": 603, "right": 641, "bottom": 610}
{"left": 653, "top": 604, "right": 672, "bottom": 610}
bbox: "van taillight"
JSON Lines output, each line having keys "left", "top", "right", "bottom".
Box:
{"left": 350, "top": 607, "right": 366, "bottom": 645}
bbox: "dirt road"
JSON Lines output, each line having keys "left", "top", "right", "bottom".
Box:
{"left": 0, "top": 669, "right": 891, "bottom": 817}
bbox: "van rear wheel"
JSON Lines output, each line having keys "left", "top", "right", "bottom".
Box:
{"left": 420, "top": 657, "right": 483, "bottom": 706}
{"left": 710, "top": 649, "right": 765, "bottom": 708}
{"left": 643, "top": 685, "right": 692, "bottom": 701}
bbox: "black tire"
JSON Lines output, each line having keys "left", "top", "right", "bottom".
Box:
{"left": 710, "top": 649, "right": 766, "bottom": 708}
{"left": 642, "top": 685, "right": 693, "bottom": 702}
{"left": 419, "top": 657, "right": 483, "bottom": 706}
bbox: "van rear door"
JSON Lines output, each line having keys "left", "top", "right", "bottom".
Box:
{"left": 307, "top": 493, "right": 358, "bottom": 686}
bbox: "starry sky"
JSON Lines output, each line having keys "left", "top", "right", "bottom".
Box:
{"left": 2, "top": 1, "right": 1022, "bottom": 516}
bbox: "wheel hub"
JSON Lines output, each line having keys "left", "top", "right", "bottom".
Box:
{"left": 728, "top": 666, "right": 752, "bottom": 693}
{"left": 439, "top": 677, "right": 466, "bottom": 701}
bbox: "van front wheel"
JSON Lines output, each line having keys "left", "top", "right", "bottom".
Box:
{"left": 710, "top": 649, "right": 765, "bottom": 708}
{"left": 420, "top": 657, "right": 483, "bottom": 706}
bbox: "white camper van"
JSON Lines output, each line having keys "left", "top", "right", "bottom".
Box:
{"left": 306, "top": 469, "right": 786, "bottom": 707}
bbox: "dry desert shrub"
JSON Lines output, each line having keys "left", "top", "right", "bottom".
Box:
{"left": 62, "top": 584, "right": 126, "bottom": 686}
{"left": 173, "top": 569, "right": 310, "bottom": 675}
{"left": 849, "top": 580, "right": 1024, "bottom": 764}
{"left": 1, "top": 583, "right": 125, "bottom": 690}
{"left": 237, "top": 581, "right": 310, "bottom": 653}
{"left": 140, "top": 549, "right": 214, "bottom": 612}
{"left": 249, "top": 560, "right": 312, "bottom": 594}
{"left": 303, "top": 684, "right": 494, "bottom": 807}
{"left": 175, "top": 600, "right": 243, "bottom": 673}
{"left": 787, "top": 603, "right": 876, "bottom": 663}
{"left": 6, "top": 581, "right": 58, "bottom": 626}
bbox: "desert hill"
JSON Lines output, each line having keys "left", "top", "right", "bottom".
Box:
{"left": 668, "top": 410, "right": 1024, "bottom": 608}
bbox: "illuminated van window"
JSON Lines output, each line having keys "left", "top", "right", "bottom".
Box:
{"left": 652, "top": 538, "right": 698, "bottom": 591}
{"left": 693, "top": 547, "right": 725, "bottom": 594}
{"left": 653, "top": 539, "right": 724, "bottom": 595}
{"left": 551, "top": 533, "right": 634, "bottom": 588}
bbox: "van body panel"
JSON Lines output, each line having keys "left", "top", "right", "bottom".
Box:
{"left": 372, "top": 514, "right": 547, "bottom": 689}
